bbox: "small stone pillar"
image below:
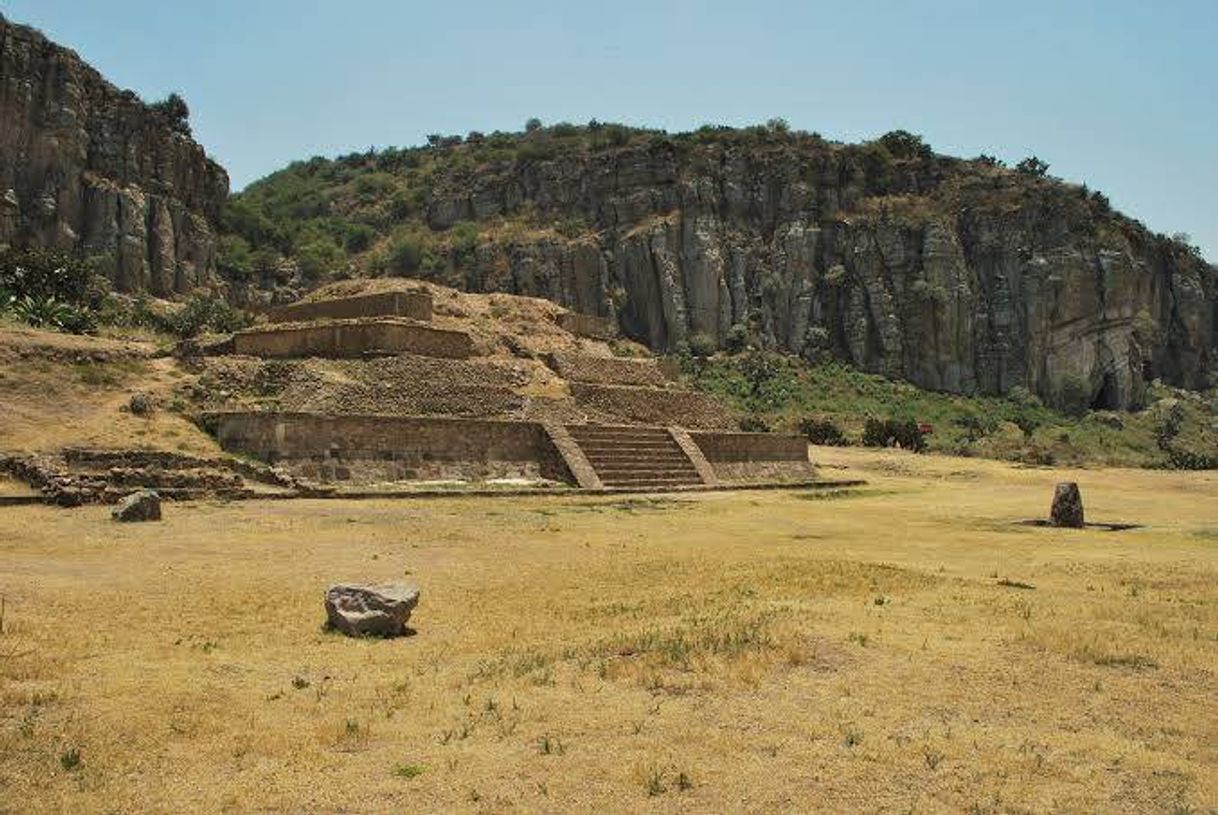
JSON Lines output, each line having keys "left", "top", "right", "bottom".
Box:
{"left": 1050, "top": 482, "right": 1085, "bottom": 528}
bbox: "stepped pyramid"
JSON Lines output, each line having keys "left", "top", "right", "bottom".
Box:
{"left": 197, "top": 282, "right": 813, "bottom": 492}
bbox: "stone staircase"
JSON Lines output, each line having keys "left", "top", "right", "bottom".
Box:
{"left": 565, "top": 425, "right": 705, "bottom": 489}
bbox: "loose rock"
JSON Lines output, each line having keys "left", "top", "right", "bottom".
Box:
{"left": 324, "top": 583, "right": 419, "bottom": 638}
{"left": 1050, "top": 482, "right": 1084, "bottom": 528}
{"left": 128, "top": 392, "right": 155, "bottom": 416}
{"left": 112, "top": 489, "right": 162, "bottom": 522}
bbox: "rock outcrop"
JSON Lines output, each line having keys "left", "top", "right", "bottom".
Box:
{"left": 260, "top": 131, "right": 1214, "bottom": 410}
{"left": 0, "top": 15, "right": 228, "bottom": 295}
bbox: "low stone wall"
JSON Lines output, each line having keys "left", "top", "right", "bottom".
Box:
{"left": 688, "top": 432, "right": 809, "bottom": 462}
{"left": 547, "top": 353, "right": 669, "bottom": 387}
{"left": 688, "top": 431, "right": 813, "bottom": 482}
{"left": 558, "top": 311, "right": 617, "bottom": 340}
{"left": 267, "top": 291, "right": 433, "bottom": 323}
{"left": 232, "top": 319, "right": 473, "bottom": 360}
{"left": 206, "top": 412, "right": 573, "bottom": 485}
{"left": 569, "top": 383, "right": 734, "bottom": 429}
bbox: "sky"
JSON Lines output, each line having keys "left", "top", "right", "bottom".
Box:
{"left": 4, "top": 0, "right": 1216, "bottom": 260}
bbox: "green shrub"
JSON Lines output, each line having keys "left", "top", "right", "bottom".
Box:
{"left": 7, "top": 294, "right": 96, "bottom": 334}
{"left": 878, "top": 130, "right": 932, "bottom": 160}
{"left": 799, "top": 417, "right": 847, "bottom": 446}
{"left": 1165, "top": 447, "right": 1218, "bottom": 470}
{"left": 954, "top": 412, "right": 997, "bottom": 442}
{"left": 1055, "top": 375, "right": 1091, "bottom": 417}
{"left": 389, "top": 188, "right": 425, "bottom": 221}
{"left": 516, "top": 140, "right": 557, "bottom": 162}
{"left": 149, "top": 92, "right": 191, "bottom": 137}
{"left": 295, "top": 235, "right": 343, "bottom": 280}
{"left": 687, "top": 332, "right": 717, "bottom": 358}
{"left": 591, "top": 124, "right": 632, "bottom": 149}
{"left": 0, "top": 247, "right": 92, "bottom": 304}
{"left": 388, "top": 235, "right": 423, "bottom": 274}
{"left": 161, "top": 294, "right": 251, "bottom": 338}
{"left": 344, "top": 224, "right": 376, "bottom": 254}
{"left": 862, "top": 417, "right": 926, "bottom": 452}
{"left": 1016, "top": 156, "right": 1050, "bottom": 177}
{"left": 1154, "top": 401, "right": 1186, "bottom": 450}
{"left": 218, "top": 234, "right": 254, "bottom": 276}
{"left": 724, "top": 323, "right": 749, "bottom": 354}
{"left": 738, "top": 415, "right": 770, "bottom": 433}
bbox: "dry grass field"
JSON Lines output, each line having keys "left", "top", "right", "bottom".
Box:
{"left": 1, "top": 448, "right": 1216, "bottom": 813}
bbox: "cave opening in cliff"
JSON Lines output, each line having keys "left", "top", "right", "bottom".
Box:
{"left": 1091, "top": 371, "right": 1121, "bottom": 411}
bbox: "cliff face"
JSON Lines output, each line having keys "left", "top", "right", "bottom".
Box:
{"left": 411, "top": 140, "right": 1215, "bottom": 410}
{"left": 0, "top": 16, "right": 228, "bottom": 295}
{"left": 229, "top": 129, "right": 1215, "bottom": 411}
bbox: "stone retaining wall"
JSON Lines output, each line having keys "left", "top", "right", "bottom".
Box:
{"left": 206, "top": 413, "right": 573, "bottom": 485}
{"left": 558, "top": 312, "right": 617, "bottom": 340}
{"left": 688, "top": 431, "right": 813, "bottom": 482}
{"left": 266, "top": 291, "right": 433, "bottom": 324}
{"left": 232, "top": 319, "right": 473, "bottom": 359}
{"left": 569, "top": 383, "right": 734, "bottom": 429}
{"left": 547, "top": 353, "right": 668, "bottom": 387}
{"left": 688, "top": 432, "right": 809, "bottom": 462}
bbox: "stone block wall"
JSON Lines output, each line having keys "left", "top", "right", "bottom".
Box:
{"left": 558, "top": 312, "right": 617, "bottom": 340}
{"left": 688, "top": 431, "right": 813, "bottom": 482}
{"left": 231, "top": 319, "right": 474, "bottom": 359}
{"left": 688, "top": 432, "right": 809, "bottom": 462}
{"left": 569, "top": 383, "right": 734, "bottom": 429}
{"left": 266, "top": 291, "right": 433, "bottom": 324}
{"left": 206, "top": 412, "right": 573, "bottom": 485}
{"left": 547, "top": 353, "right": 669, "bottom": 387}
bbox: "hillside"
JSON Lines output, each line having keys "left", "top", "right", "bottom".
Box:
{"left": 219, "top": 122, "right": 1216, "bottom": 412}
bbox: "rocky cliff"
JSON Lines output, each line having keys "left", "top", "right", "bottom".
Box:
{"left": 229, "top": 128, "right": 1217, "bottom": 412}
{"left": 0, "top": 15, "right": 228, "bottom": 295}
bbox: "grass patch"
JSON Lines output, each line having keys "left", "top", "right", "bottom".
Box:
{"left": 394, "top": 763, "right": 425, "bottom": 779}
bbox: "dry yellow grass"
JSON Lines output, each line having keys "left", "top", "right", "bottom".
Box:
{"left": 0, "top": 327, "right": 220, "bottom": 456}
{"left": 1, "top": 448, "right": 1216, "bottom": 813}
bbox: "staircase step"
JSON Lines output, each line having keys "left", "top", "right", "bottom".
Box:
{"left": 569, "top": 435, "right": 675, "bottom": 445}
{"left": 574, "top": 440, "right": 680, "bottom": 450}
{"left": 592, "top": 466, "right": 698, "bottom": 476}
{"left": 565, "top": 423, "right": 706, "bottom": 489}
{"left": 568, "top": 428, "right": 673, "bottom": 438}
{"left": 601, "top": 478, "right": 702, "bottom": 488}
{"left": 598, "top": 471, "right": 701, "bottom": 482}
{"left": 583, "top": 457, "right": 693, "bottom": 467}
{"left": 579, "top": 447, "right": 687, "bottom": 458}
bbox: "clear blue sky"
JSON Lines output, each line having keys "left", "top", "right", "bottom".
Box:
{"left": 5, "top": 0, "right": 1216, "bottom": 260}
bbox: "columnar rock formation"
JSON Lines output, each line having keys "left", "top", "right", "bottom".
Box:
{"left": 412, "top": 140, "right": 1215, "bottom": 410}
{"left": 0, "top": 15, "right": 228, "bottom": 294}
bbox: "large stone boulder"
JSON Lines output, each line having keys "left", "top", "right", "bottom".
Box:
{"left": 324, "top": 583, "right": 419, "bottom": 638}
{"left": 1050, "top": 482, "right": 1085, "bottom": 528}
{"left": 111, "top": 489, "right": 161, "bottom": 522}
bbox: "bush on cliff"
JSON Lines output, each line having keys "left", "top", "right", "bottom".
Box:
{"left": 150, "top": 92, "right": 191, "bottom": 137}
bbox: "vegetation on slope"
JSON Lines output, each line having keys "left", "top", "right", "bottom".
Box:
{"left": 0, "top": 248, "right": 250, "bottom": 340}
{"left": 683, "top": 349, "right": 1218, "bottom": 470}
{"left": 216, "top": 119, "right": 1208, "bottom": 290}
